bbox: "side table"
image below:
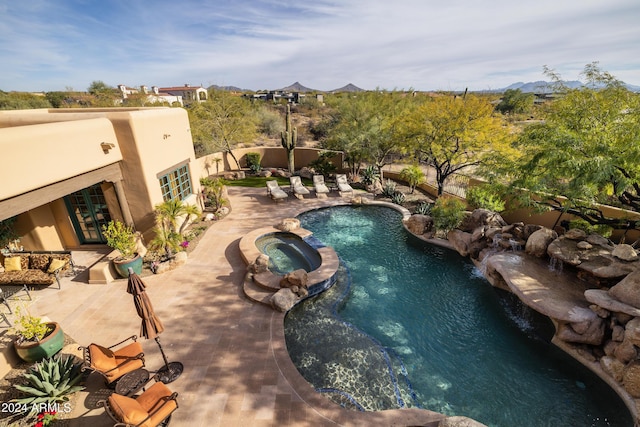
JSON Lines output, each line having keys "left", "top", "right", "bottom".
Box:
{"left": 115, "top": 369, "right": 150, "bottom": 396}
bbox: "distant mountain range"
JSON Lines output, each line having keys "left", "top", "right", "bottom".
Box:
{"left": 493, "top": 80, "right": 640, "bottom": 93}
{"left": 209, "top": 80, "right": 640, "bottom": 94}
{"left": 208, "top": 81, "right": 364, "bottom": 93}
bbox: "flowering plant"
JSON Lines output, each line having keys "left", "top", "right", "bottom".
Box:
{"left": 35, "top": 410, "right": 57, "bottom": 427}
{"left": 180, "top": 240, "right": 189, "bottom": 249}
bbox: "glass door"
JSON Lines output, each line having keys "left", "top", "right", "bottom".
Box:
{"left": 65, "top": 184, "right": 112, "bottom": 244}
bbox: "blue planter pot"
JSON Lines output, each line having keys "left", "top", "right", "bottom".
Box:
{"left": 14, "top": 322, "right": 65, "bottom": 363}
{"left": 113, "top": 254, "right": 143, "bottom": 278}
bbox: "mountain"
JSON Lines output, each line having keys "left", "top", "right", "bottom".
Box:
{"left": 331, "top": 83, "right": 364, "bottom": 93}
{"left": 208, "top": 84, "right": 248, "bottom": 92}
{"left": 494, "top": 80, "right": 640, "bottom": 93}
{"left": 278, "top": 82, "right": 316, "bottom": 92}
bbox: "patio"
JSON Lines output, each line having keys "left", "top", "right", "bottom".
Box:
{"left": 3, "top": 187, "right": 445, "bottom": 427}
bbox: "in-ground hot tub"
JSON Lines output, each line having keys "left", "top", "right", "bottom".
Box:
{"left": 255, "top": 232, "right": 322, "bottom": 275}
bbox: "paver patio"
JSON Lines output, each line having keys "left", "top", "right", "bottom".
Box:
{"left": 15, "top": 186, "right": 445, "bottom": 427}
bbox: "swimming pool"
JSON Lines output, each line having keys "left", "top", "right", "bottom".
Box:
{"left": 284, "top": 205, "right": 632, "bottom": 426}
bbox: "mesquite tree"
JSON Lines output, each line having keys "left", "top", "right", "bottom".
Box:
{"left": 281, "top": 104, "right": 297, "bottom": 173}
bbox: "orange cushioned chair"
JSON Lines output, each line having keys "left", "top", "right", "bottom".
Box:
{"left": 102, "top": 381, "right": 178, "bottom": 427}
{"left": 80, "top": 335, "right": 145, "bottom": 386}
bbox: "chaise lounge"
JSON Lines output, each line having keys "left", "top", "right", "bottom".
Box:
{"left": 313, "top": 175, "right": 330, "bottom": 198}
{"left": 290, "top": 176, "right": 310, "bottom": 199}
{"left": 266, "top": 180, "right": 288, "bottom": 203}
{"left": 336, "top": 174, "right": 354, "bottom": 196}
{"left": 79, "top": 335, "right": 145, "bottom": 386}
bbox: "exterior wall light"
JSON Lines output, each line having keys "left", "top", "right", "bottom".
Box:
{"left": 101, "top": 142, "right": 116, "bottom": 153}
{"left": 163, "top": 134, "right": 171, "bottom": 139}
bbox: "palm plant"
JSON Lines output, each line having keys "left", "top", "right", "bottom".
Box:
{"left": 150, "top": 200, "right": 200, "bottom": 258}
{"left": 400, "top": 165, "right": 425, "bottom": 194}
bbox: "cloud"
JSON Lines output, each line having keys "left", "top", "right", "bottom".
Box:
{"left": 1, "top": 0, "right": 639, "bottom": 91}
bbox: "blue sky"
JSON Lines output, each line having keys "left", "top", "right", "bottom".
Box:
{"left": 1, "top": 0, "right": 639, "bottom": 92}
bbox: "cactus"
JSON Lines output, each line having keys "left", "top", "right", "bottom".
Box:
{"left": 281, "top": 104, "right": 297, "bottom": 173}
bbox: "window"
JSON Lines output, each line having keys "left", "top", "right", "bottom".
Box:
{"left": 159, "top": 164, "right": 192, "bottom": 201}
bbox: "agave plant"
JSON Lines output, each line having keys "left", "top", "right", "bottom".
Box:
{"left": 13, "top": 354, "right": 85, "bottom": 408}
{"left": 360, "top": 165, "right": 380, "bottom": 186}
{"left": 391, "top": 191, "right": 406, "bottom": 205}
{"left": 415, "top": 201, "right": 433, "bottom": 215}
{"left": 382, "top": 179, "right": 397, "bottom": 198}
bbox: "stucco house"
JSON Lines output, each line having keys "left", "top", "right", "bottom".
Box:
{"left": 0, "top": 107, "right": 201, "bottom": 252}
{"left": 157, "top": 84, "right": 207, "bottom": 105}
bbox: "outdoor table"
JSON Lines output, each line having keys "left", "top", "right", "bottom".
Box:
{"left": 115, "top": 368, "right": 149, "bottom": 396}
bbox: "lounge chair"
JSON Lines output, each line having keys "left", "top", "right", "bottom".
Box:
{"left": 290, "top": 176, "right": 310, "bottom": 199}
{"left": 79, "top": 335, "right": 145, "bottom": 386}
{"left": 313, "top": 175, "right": 330, "bottom": 198}
{"left": 336, "top": 174, "right": 354, "bottom": 195}
{"left": 101, "top": 380, "right": 178, "bottom": 427}
{"left": 266, "top": 180, "right": 288, "bottom": 202}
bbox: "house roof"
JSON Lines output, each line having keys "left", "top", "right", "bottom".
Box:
{"left": 159, "top": 86, "right": 205, "bottom": 92}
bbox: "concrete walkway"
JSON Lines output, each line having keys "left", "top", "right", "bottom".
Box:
{"left": 21, "top": 187, "right": 444, "bottom": 427}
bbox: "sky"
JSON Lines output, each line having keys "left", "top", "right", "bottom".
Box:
{"left": 1, "top": 0, "right": 639, "bottom": 93}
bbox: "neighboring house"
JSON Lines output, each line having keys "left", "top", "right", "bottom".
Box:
{"left": 157, "top": 84, "right": 207, "bottom": 106}
{"left": 0, "top": 107, "right": 201, "bottom": 251}
{"left": 118, "top": 85, "right": 184, "bottom": 106}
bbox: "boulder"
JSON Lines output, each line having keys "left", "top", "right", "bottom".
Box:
{"left": 280, "top": 269, "right": 308, "bottom": 289}
{"left": 612, "top": 244, "right": 639, "bottom": 262}
{"left": 576, "top": 241, "right": 593, "bottom": 250}
{"left": 406, "top": 215, "right": 433, "bottom": 235}
{"left": 270, "top": 288, "right": 299, "bottom": 312}
{"left": 564, "top": 228, "right": 587, "bottom": 240}
{"left": 259, "top": 170, "right": 272, "bottom": 177}
{"left": 448, "top": 230, "right": 472, "bottom": 257}
{"left": 624, "top": 317, "right": 640, "bottom": 347}
{"left": 276, "top": 218, "right": 301, "bottom": 232}
{"left": 273, "top": 169, "right": 291, "bottom": 178}
{"left": 623, "top": 361, "right": 640, "bottom": 397}
{"left": 614, "top": 339, "right": 637, "bottom": 364}
{"left": 298, "top": 167, "right": 314, "bottom": 180}
{"left": 609, "top": 270, "right": 640, "bottom": 309}
{"left": 525, "top": 228, "right": 558, "bottom": 258}
{"left": 612, "top": 325, "right": 625, "bottom": 342}
{"left": 600, "top": 356, "right": 625, "bottom": 382}
{"left": 585, "top": 289, "right": 640, "bottom": 317}
{"left": 587, "top": 234, "right": 613, "bottom": 248}
{"left": 555, "top": 319, "right": 605, "bottom": 345}
{"left": 460, "top": 209, "right": 507, "bottom": 232}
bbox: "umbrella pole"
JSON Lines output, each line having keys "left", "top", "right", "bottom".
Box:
{"left": 154, "top": 337, "right": 184, "bottom": 384}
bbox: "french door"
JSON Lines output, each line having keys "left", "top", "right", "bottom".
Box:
{"left": 65, "top": 184, "right": 112, "bottom": 244}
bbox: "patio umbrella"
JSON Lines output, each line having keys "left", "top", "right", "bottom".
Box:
{"left": 126, "top": 268, "right": 183, "bottom": 383}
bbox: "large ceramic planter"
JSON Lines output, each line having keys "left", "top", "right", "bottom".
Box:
{"left": 113, "top": 254, "right": 143, "bottom": 278}
{"left": 14, "top": 322, "right": 65, "bottom": 363}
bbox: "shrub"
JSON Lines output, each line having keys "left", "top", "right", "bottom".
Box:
{"left": 11, "top": 307, "right": 50, "bottom": 343}
{"left": 101, "top": 220, "right": 136, "bottom": 259}
{"left": 415, "top": 201, "right": 433, "bottom": 215}
{"left": 382, "top": 179, "right": 397, "bottom": 198}
{"left": 466, "top": 185, "right": 505, "bottom": 212}
{"left": 431, "top": 197, "right": 467, "bottom": 234}
{"left": 200, "top": 177, "right": 229, "bottom": 211}
{"left": 246, "top": 152, "right": 262, "bottom": 173}
{"left": 400, "top": 165, "right": 425, "bottom": 194}
{"left": 569, "top": 219, "right": 613, "bottom": 238}
{"left": 360, "top": 165, "right": 380, "bottom": 186}
{"left": 309, "top": 151, "right": 337, "bottom": 175}
{"left": 391, "top": 191, "right": 406, "bottom": 205}
{"left": 13, "top": 354, "right": 85, "bottom": 409}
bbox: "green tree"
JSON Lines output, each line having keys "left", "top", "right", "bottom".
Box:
{"left": 498, "top": 63, "right": 640, "bottom": 231}
{"left": 404, "top": 93, "right": 512, "bottom": 195}
{"left": 87, "top": 80, "right": 119, "bottom": 106}
{"left": 322, "top": 91, "right": 409, "bottom": 177}
{"left": 495, "top": 89, "right": 534, "bottom": 115}
{"left": 188, "top": 90, "right": 258, "bottom": 166}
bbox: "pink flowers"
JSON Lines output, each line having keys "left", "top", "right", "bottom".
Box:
{"left": 180, "top": 240, "right": 189, "bottom": 249}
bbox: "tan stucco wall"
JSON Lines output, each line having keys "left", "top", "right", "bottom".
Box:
{"left": 0, "top": 117, "right": 122, "bottom": 200}
{"left": 195, "top": 147, "right": 344, "bottom": 179}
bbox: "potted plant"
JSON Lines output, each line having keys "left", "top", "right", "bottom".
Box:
{"left": 101, "top": 220, "right": 143, "bottom": 278}
{"left": 11, "top": 307, "right": 65, "bottom": 363}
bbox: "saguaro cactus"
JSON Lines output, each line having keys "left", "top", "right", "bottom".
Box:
{"left": 281, "top": 104, "right": 297, "bottom": 173}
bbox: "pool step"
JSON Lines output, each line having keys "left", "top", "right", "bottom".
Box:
{"left": 243, "top": 278, "right": 274, "bottom": 307}
{"left": 253, "top": 271, "right": 283, "bottom": 291}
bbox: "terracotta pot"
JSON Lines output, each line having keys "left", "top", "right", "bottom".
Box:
{"left": 113, "top": 254, "right": 143, "bottom": 278}
{"left": 14, "top": 322, "right": 65, "bottom": 363}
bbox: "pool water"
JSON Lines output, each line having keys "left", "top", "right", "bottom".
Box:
{"left": 255, "top": 232, "right": 321, "bottom": 274}
{"left": 284, "top": 206, "right": 632, "bottom": 427}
